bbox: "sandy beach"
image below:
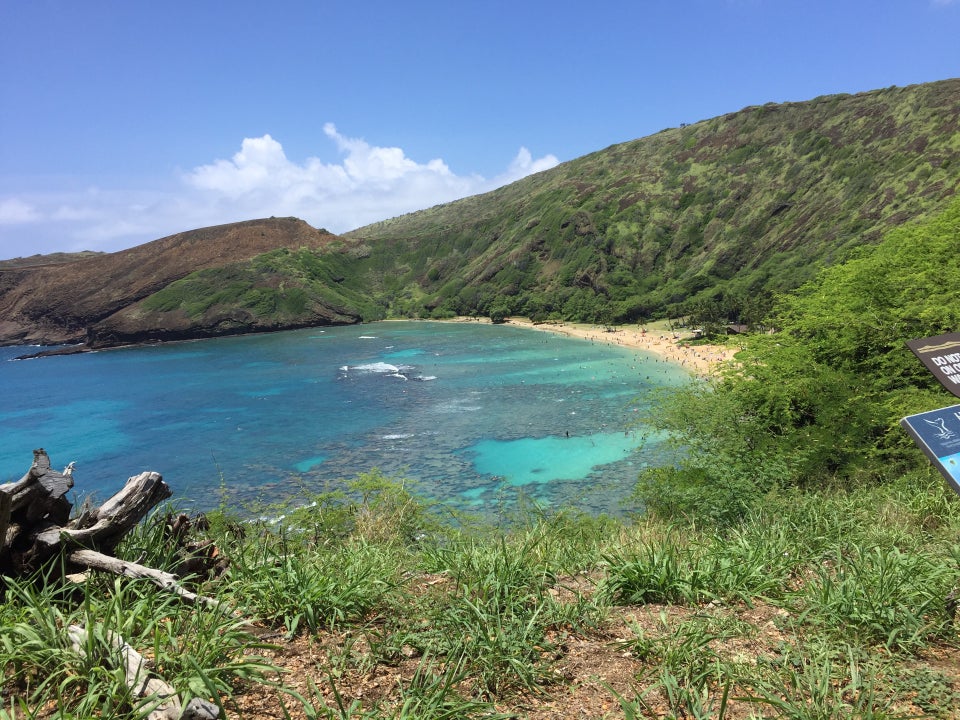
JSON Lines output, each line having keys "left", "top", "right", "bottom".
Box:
{"left": 446, "top": 317, "right": 737, "bottom": 376}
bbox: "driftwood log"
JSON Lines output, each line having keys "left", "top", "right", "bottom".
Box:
{"left": 70, "top": 547, "right": 225, "bottom": 610}
{"left": 1, "top": 448, "right": 171, "bottom": 576}
{"left": 2, "top": 450, "right": 228, "bottom": 718}
{"left": 67, "top": 624, "right": 219, "bottom": 720}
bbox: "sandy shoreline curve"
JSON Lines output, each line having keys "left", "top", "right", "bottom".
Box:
{"left": 441, "top": 316, "right": 736, "bottom": 377}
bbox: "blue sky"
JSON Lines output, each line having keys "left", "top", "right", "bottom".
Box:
{"left": 1, "top": 0, "right": 958, "bottom": 258}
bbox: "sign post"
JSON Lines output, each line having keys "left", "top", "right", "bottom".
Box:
{"left": 903, "top": 332, "right": 960, "bottom": 495}
{"left": 905, "top": 332, "right": 960, "bottom": 398}
{"left": 900, "top": 405, "right": 960, "bottom": 496}
{"left": 902, "top": 335, "right": 960, "bottom": 619}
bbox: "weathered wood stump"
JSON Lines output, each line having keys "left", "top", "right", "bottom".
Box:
{"left": 67, "top": 624, "right": 219, "bottom": 719}
{"left": 2, "top": 450, "right": 226, "bottom": 719}
{"left": 0, "top": 448, "right": 171, "bottom": 576}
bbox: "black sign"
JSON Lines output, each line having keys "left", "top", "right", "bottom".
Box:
{"left": 905, "top": 332, "right": 960, "bottom": 398}
{"left": 900, "top": 405, "right": 960, "bottom": 496}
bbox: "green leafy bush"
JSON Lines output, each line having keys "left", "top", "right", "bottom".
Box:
{"left": 636, "top": 198, "right": 960, "bottom": 524}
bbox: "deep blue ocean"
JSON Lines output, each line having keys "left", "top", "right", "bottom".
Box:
{"left": 0, "top": 321, "right": 690, "bottom": 516}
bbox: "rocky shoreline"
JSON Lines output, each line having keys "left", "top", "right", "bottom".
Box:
{"left": 10, "top": 316, "right": 738, "bottom": 375}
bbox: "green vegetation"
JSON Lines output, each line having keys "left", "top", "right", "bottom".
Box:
{"left": 3, "top": 472, "right": 958, "bottom": 718}
{"left": 121, "top": 81, "right": 960, "bottom": 334}
{"left": 340, "top": 80, "right": 960, "bottom": 325}
{"left": 635, "top": 198, "right": 960, "bottom": 524}
{"left": 140, "top": 246, "right": 387, "bottom": 324}
{"left": 6, "top": 82, "right": 960, "bottom": 718}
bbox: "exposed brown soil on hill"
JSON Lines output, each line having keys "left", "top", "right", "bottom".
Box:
{"left": 0, "top": 217, "right": 341, "bottom": 346}
{"left": 0, "top": 251, "right": 105, "bottom": 269}
{"left": 225, "top": 574, "right": 959, "bottom": 719}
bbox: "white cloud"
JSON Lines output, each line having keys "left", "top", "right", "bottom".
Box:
{"left": 182, "top": 126, "right": 512, "bottom": 230}
{"left": 0, "top": 129, "right": 558, "bottom": 257}
{"left": 0, "top": 198, "right": 41, "bottom": 224}
{"left": 323, "top": 123, "right": 436, "bottom": 183}
{"left": 494, "top": 147, "right": 562, "bottom": 186}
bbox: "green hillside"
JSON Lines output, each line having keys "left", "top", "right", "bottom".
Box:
{"left": 340, "top": 79, "right": 959, "bottom": 324}
{"left": 38, "top": 79, "right": 960, "bottom": 347}
{"left": 636, "top": 196, "right": 960, "bottom": 523}
{"left": 10, "top": 153, "right": 960, "bottom": 720}
{"left": 128, "top": 246, "right": 383, "bottom": 330}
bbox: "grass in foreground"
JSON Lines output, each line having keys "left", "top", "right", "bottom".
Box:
{"left": 2, "top": 470, "right": 960, "bottom": 719}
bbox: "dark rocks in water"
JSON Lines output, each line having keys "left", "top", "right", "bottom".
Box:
{"left": 12, "top": 345, "right": 89, "bottom": 360}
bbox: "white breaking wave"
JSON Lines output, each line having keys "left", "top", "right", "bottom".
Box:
{"left": 352, "top": 362, "right": 401, "bottom": 373}
{"left": 340, "top": 361, "right": 420, "bottom": 381}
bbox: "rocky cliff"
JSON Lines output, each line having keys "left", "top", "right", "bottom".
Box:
{"left": 0, "top": 217, "right": 357, "bottom": 347}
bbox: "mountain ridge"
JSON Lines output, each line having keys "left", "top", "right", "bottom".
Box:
{"left": 0, "top": 217, "right": 347, "bottom": 345}
{"left": 342, "top": 79, "right": 960, "bottom": 322}
{"left": 3, "top": 78, "right": 959, "bottom": 348}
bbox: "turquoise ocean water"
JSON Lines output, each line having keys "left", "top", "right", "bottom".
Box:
{"left": 0, "top": 322, "right": 690, "bottom": 515}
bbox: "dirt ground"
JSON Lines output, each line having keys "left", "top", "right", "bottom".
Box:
{"left": 225, "top": 574, "right": 958, "bottom": 719}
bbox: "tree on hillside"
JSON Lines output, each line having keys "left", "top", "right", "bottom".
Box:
{"left": 488, "top": 301, "right": 511, "bottom": 324}
{"left": 637, "top": 199, "right": 960, "bottom": 523}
